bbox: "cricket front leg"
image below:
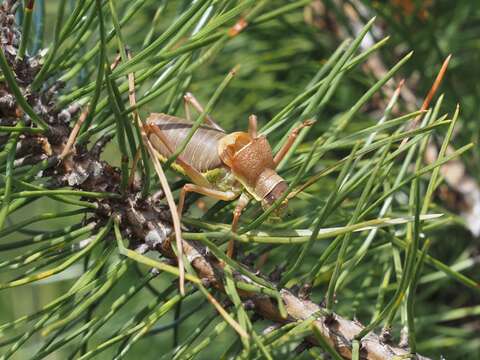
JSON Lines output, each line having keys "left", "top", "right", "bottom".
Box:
{"left": 273, "top": 119, "right": 315, "bottom": 168}
{"left": 227, "top": 193, "right": 250, "bottom": 258}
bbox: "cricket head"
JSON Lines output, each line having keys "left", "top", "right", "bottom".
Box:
{"left": 257, "top": 168, "right": 289, "bottom": 216}
{"left": 218, "top": 131, "right": 288, "bottom": 216}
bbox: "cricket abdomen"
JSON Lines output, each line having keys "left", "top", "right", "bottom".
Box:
{"left": 147, "top": 113, "right": 226, "bottom": 172}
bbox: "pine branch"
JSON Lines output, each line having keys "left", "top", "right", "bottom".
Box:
{"left": 152, "top": 224, "right": 433, "bottom": 360}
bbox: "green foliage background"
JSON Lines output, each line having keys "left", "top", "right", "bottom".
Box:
{"left": 0, "top": 0, "right": 478, "bottom": 359}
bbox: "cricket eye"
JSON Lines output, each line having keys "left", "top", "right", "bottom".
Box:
{"left": 263, "top": 181, "right": 288, "bottom": 207}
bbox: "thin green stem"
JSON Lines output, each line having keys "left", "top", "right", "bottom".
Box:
{"left": 0, "top": 126, "right": 20, "bottom": 230}
{"left": 31, "top": 0, "right": 66, "bottom": 89}
{"left": 0, "top": 219, "right": 112, "bottom": 290}
{"left": 17, "top": 0, "right": 35, "bottom": 60}
{"left": 78, "top": 0, "right": 107, "bottom": 134}
{"left": 32, "top": 0, "right": 45, "bottom": 53}
{"left": 0, "top": 126, "right": 43, "bottom": 133}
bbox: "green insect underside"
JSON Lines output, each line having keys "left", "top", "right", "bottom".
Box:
{"left": 154, "top": 151, "right": 236, "bottom": 193}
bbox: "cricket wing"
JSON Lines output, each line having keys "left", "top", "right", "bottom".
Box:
{"left": 147, "top": 113, "right": 226, "bottom": 173}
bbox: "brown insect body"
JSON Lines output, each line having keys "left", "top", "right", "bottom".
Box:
{"left": 146, "top": 113, "right": 288, "bottom": 208}
{"left": 147, "top": 113, "right": 226, "bottom": 172}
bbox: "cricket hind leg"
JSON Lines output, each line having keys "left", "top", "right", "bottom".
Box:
{"left": 177, "top": 184, "right": 247, "bottom": 259}
{"left": 147, "top": 118, "right": 242, "bottom": 257}
{"left": 177, "top": 183, "right": 238, "bottom": 217}
{"left": 183, "top": 92, "right": 224, "bottom": 132}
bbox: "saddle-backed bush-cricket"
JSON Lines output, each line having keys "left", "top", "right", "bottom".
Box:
{"left": 144, "top": 92, "right": 313, "bottom": 257}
